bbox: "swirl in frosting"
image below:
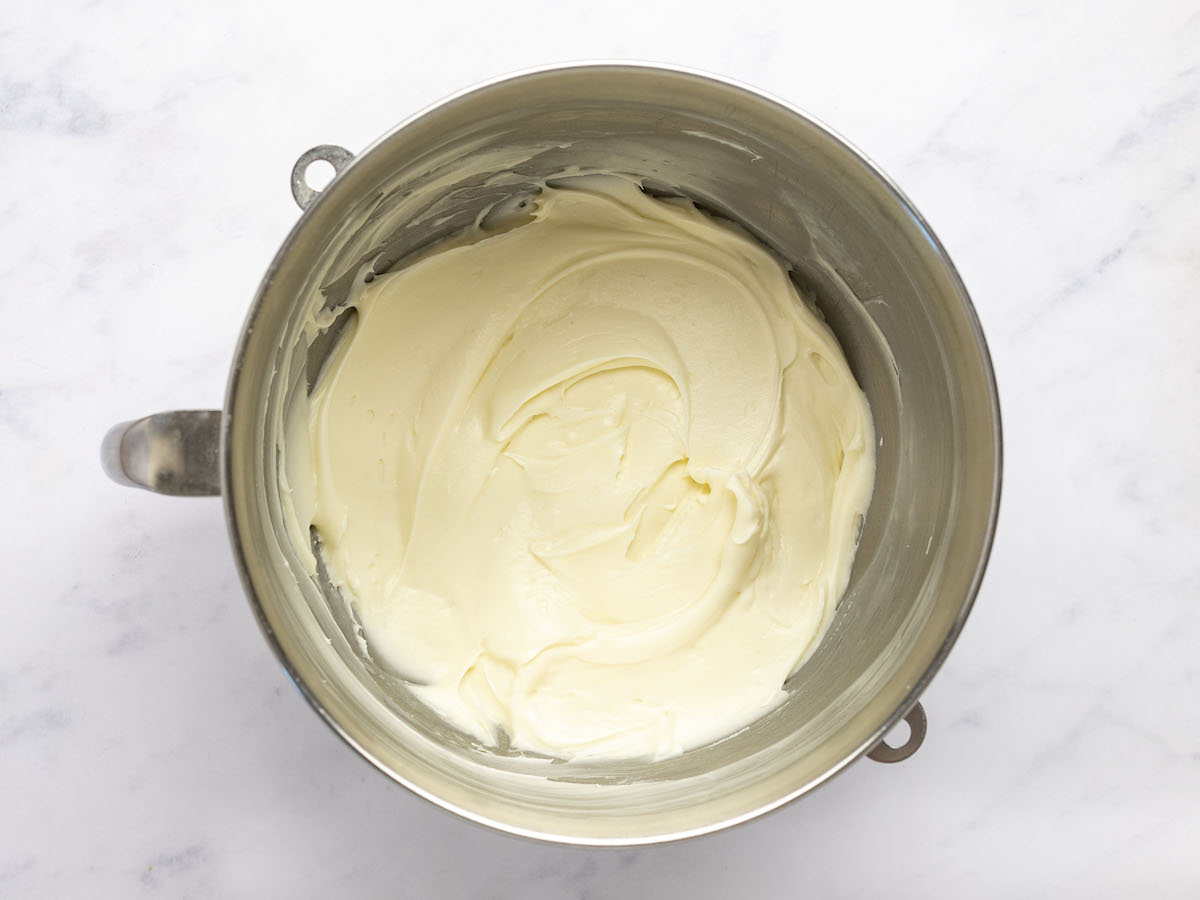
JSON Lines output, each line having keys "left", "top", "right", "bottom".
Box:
{"left": 286, "top": 176, "right": 875, "bottom": 761}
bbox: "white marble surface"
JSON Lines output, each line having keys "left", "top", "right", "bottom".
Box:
{"left": 3, "top": 0, "right": 1198, "bottom": 895}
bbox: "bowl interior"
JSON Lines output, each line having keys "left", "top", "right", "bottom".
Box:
{"left": 226, "top": 65, "right": 1000, "bottom": 843}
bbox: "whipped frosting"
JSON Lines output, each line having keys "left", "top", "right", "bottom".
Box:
{"left": 285, "top": 176, "right": 875, "bottom": 761}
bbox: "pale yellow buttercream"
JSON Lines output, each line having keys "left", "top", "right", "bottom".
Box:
{"left": 287, "top": 177, "right": 875, "bottom": 761}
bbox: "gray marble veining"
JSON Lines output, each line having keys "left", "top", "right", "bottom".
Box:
{"left": 1, "top": 0, "right": 1198, "bottom": 896}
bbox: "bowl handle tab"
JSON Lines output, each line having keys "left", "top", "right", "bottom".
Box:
{"left": 867, "top": 701, "right": 927, "bottom": 763}
{"left": 290, "top": 145, "right": 354, "bottom": 211}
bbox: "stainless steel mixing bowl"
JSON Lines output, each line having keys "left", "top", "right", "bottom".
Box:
{"left": 102, "top": 63, "right": 1001, "bottom": 844}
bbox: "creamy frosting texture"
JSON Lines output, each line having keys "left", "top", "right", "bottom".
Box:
{"left": 288, "top": 177, "right": 875, "bottom": 761}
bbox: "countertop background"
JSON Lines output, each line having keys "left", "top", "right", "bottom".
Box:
{"left": 3, "top": 1, "right": 1198, "bottom": 896}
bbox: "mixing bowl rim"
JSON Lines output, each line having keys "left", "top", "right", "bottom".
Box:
{"left": 222, "top": 60, "right": 1004, "bottom": 846}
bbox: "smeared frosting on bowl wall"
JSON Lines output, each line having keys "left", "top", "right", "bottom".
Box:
{"left": 283, "top": 176, "right": 875, "bottom": 761}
